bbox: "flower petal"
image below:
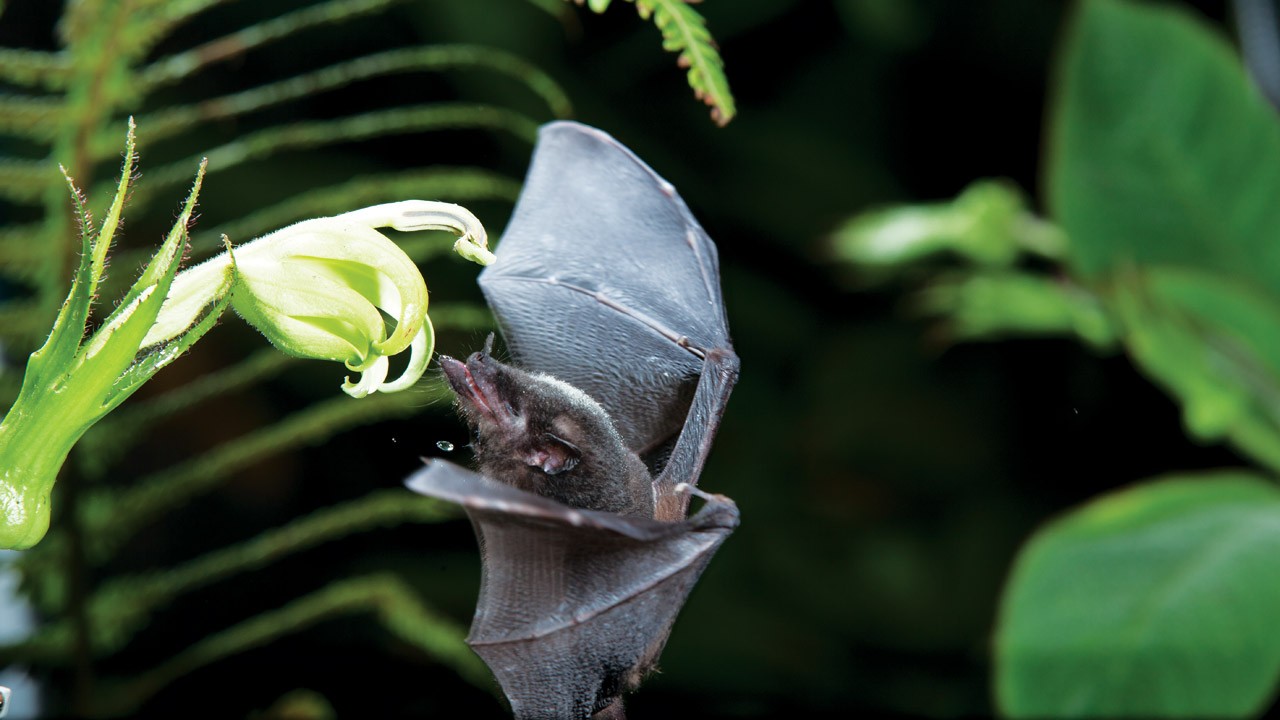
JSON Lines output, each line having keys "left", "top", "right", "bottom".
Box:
{"left": 376, "top": 318, "right": 434, "bottom": 393}
{"left": 342, "top": 354, "right": 389, "bottom": 398}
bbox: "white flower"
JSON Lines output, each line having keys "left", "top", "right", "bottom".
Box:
{"left": 144, "top": 200, "right": 491, "bottom": 397}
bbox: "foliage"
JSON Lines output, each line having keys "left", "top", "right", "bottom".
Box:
{"left": 996, "top": 471, "right": 1280, "bottom": 717}
{"left": 0, "top": 0, "right": 592, "bottom": 715}
{"left": 573, "top": 0, "right": 735, "bottom": 125}
{"left": 0, "top": 124, "right": 219, "bottom": 549}
{"left": 834, "top": 0, "right": 1280, "bottom": 715}
{"left": 0, "top": 0, "right": 739, "bottom": 712}
{"left": 1, "top": 132, "right": 493, "bottom": 550}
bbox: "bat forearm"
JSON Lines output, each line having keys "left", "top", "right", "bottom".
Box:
{"left": 654, "top": 349, "right": 739, "bottom": 521}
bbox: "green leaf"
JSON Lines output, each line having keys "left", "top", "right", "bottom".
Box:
{"left": 580, "top": 0, "right": 734, "bottom": 125}
{"left": 90, "top": 573, "right": 482, "bottom": 716}
{"left": 1111, "top": 268, "right": 1280, "bottom": 472}
{"left": 73, "top": 489, "right": 456, "bottom": 656}
{"left": 919, "top": 270, "right": 1116, "bottom": 349}
{"left": 78, "top": 349, "right": 295, "bottom": 478}
{"left": 996, "top": 471, "right": 1280, "bottom": 717}
{"left": 0, "top": 94, "right": 62, "bottom": 142}
{"left": 82, "top": 386, "right": 449, "bottom": 559}
{"left": 832, "top": 180, "right": 1067, "bottom": 271}
{"left": 136, "top": 0, "right": 412, "bottom": 91}
{"left": 0, "top": 47, "right": 71, "bottom": 89}
{"left": 636, "top": 0, "right": 735, "bottom": 125}
{"left": 74, "top": 160, "right": 205, "bottom": 396}
{"left": 133, "top": 104, "right": 538, "bottom": 203}
{"left": 1049, "top": 0, "right": 1280, "bottom": 291}
{"left": 0, "top": 158, "right": 57, "bottom": 204}
{"left": 137, "top": 45, "right": 571, "bottom": 145}
{"left": 26, "top": 168, "right": 97, "bottom": 383}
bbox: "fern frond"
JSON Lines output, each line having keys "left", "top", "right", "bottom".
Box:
{"left": 117, "top": 491, "right": 454, "bottom": 611}
{"left": 78, "top": 351, "right": 297, "bottom": 477}
{"left": 636, "top": 0, "right": 735, "bottom": 125}
{"left": 0, "top": 224, "right": 47, "bottom": 284}
{"left": 132, "top": 105, "right": 540, "bottom": 204}
{"left": 0, "top": 299, "right": 48, "bottom": 347}
{"left": 139, "top": 45, "right": 571, "bottom": 146}
{"left": 92, "top": 574, "right": 483, "bottom": 715}
{"left": 0, "top": 94, "right": 63, "bottom": 142}
{"left": 0, "top": 48, "right": 72, "bottom": 89}
{"left": 82, "top": 382, "right": 452, "bottom": 560}
{"left": 0, "top": 159, "right": 59, "bottom": 204}
{"left": 194, "top": 168, "right": 520, "bottom": 252}
{"left": 138, "top": 0, "right": 412, "bottom": 91}
{"left": 577, "top": 0, "right": 735, "bottom": 125}
{"left": 77, "top": 490, "right": 456, "bottom": 657}
{"left": 127, "top": 0, "right": 244, "bottom": 56}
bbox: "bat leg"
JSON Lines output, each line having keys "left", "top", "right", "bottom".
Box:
{"left": 591, "top": 698, "right": 626, "bottom": 720}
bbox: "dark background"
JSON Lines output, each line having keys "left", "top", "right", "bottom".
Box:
{"left": 0, "top": 0, "right": 1251, "bottom": 717}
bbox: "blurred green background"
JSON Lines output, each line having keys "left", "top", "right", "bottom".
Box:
{"left": 0, "top": 0, "right": 1266, "bottom": 717}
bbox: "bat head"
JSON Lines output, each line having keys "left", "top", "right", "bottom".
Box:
{"left": 438, "top": 343, "right": 655, "bottom": 517}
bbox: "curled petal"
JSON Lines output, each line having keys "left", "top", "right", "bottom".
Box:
{"left": 376, "top": 319, "right": 434, "bottom": 394}
{"left": 342, "top": 354, "right": 390, "bottom": 398}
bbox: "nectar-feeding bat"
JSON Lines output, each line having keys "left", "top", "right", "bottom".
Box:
{"left": 406, "top": 121, "right": 740, "bottom": 720}
{"left": 438, "top": 335, "right": 655, "bottom": 518}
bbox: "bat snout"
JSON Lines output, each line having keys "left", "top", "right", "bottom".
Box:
{"left": 440, "top": 352, "right": 516, "bottom": 426}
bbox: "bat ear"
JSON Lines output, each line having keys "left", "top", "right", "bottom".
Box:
{"left": 526, "top": 433, "right": 580, "bottom": 474}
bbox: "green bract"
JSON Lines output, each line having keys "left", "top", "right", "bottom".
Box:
{"left": 144, "top": 200, "right": 490, "bottom": 397}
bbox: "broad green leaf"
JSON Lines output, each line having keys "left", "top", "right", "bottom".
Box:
{"left": 1049, "top": 0, "right": 1280, "bottom": 291}
{"left": 996, "top": 471, "right": 1280, "bottom": 717}
{"left": 1111, "top": 267, "right": 1280, "bottom": 472}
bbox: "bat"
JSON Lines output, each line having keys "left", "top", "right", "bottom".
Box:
{"left": 436, "top": 334, "right": 656, "bottom": 518}
{"left": 405, "top": 121, "right": 740, "bottom": 719}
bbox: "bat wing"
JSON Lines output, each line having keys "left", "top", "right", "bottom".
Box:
{"left": 406, "top": 460, "right": 739, "bottom": 719}
{"left": 479, "top": 122, "right": 738, "bottom": 507}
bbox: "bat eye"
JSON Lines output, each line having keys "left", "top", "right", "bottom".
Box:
{"left": 526, "top": 433, "right": 580, "bottom": 475}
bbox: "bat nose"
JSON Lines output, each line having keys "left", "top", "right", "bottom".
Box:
{"left": 438, "top": 355, "right": 467, "bottom": 389}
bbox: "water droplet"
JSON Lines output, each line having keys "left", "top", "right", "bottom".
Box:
{"left": 436, "top": 440, "right": 455, "bottom": 452}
